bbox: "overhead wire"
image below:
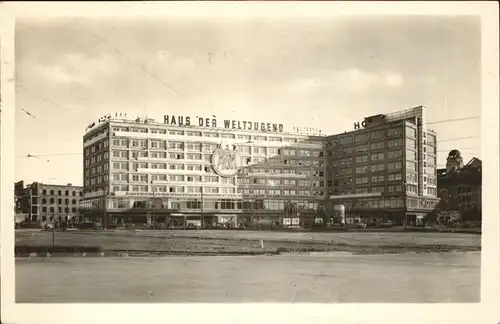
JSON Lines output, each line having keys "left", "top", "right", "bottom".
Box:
{"left": 74, "top": 23, "right": 182, "bottom": 96}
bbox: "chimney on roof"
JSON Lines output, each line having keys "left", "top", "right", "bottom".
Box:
{"left": 67, "top": 183, "right": 72, "bottom": 186}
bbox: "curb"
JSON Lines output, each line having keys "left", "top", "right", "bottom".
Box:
{"left": 16, "top": 250, "right": 281, "bottom": 258}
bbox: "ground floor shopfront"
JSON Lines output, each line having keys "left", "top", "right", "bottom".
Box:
{"left": 325, "top": 194, "right": 440, "bottom": 226}
{"left": 79, "top": 193, "right": 325, "bottom": 228}
{"left": 80, "top": 208, "right": 325, "bottom": 229}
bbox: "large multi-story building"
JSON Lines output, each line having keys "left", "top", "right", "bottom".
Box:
{"left": 437, "top": 151, "right": 482, "bottom": 222}
{"left": 14, "top": 181, "right": 83, "bottom": 225}
{"left": 80, "top": 114, "right": 327, "bottom": 228}
{"left": 324, "top": 106, "right": 440, "bottom": 225}
{"left": 80, "top": 106, "right": 439, "bottom": 228}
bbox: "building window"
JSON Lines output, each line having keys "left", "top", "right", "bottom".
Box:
{"left": 339, "top": 136, "right": 353, "bottom": 145}
{"left": 355, "top": 166, "right": 368, "bottom": 174}
{"left": 50, "top": 198, "right": 54, "bottom": 204}
{"left": 355, "top": 155, "right": 368, "bottom": 163}
{"left": 355, "top": 133, "right": 369, "bottom": 143}
{"left": 340, "top": 157, "right": 353, "bottom": 165}
{"left": 406, "top": 125, "right": 417, "bottom": 138}
{"left": 388, "top": 162, "right": 402, "bottom": 171}
{"left": 387, "top": 127, "right": 402, "bottom": 137}
{"left": 388, "top": 185, "right": 403, "bottom": 193}
{"left": 42, "top": 198, "right": 47, "bottom": 204}
{"left": 371, "top": 164, "right": 385, "bottom": 173}
{"left": 427, "top": 134, "right": 436, "bottom": 145}
{"left": 387, "top": 150, "right": 403, "bottom": 159}
{"left": 42, "top": 207, "right": 47, "bottom": 212}
{"left": 406, "top": 138, "right": 416, "bottom": 150}
{"left": 355, "top": 177, "right": 368, "bottom": 184}
{"left": 388, "top": 173, "right": 402, "bottom": 181}
{"left": 406, "top": 184, "right": 418, "bottom": 194}
{"left": 72, "top": 199, "right": 77, "bottom": 204}
{"left": 50, "top": 190, "right": 54, "bottom": 195}
{"left": 371, "top": 141, "right": 385, "bottom": 150}
{"left": 388, "top": 138, "right": 402, "bottom": 148}
{"left": 356, "top": 188, "right": 369, "bottom": 194}
{"left": 58, "top": 199, "right": 62, "bottom": 204}
{"left": 371, "top": 152, "right": 385, "bottom": 161}
{"left": 186, "top": 143, "right": 201, "bottom": 152}
{"left": 50, "top": 207, "right": 54, "bottom": 213}
{"left": 406, "top": 161, "right": 417, "bottom": 172}
{"left": 406, "top": 149, "right": 417, "bottom": 161}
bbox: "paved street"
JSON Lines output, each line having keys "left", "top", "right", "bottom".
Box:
{"left": 16, "top": 251, "right": 480, "bottom": 303}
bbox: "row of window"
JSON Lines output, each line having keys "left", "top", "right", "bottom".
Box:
{"left": 354, "top": 185, "right": 402, "bottom": 194}
{"left": 41, "top": 189, "right": 82, "bottom": 197}
{"left": 40, "top": 206, "right": 78, "bottom": 213}
{"left": 427, "top": 188, "right": 437, "bottom": 196}
{"left": 334, "top": 127, "right": 404, "bottom": 146}
{"left": 86, "top": 139, "right": 109, "bottom": 154}
{"left": 110, "top": 149, "right": 324, "bottom": 166}
{"left": 354, "top": 173, "right": 403, "bottom": 185}
{"left": 354, "top": 162, "right": 402, "bottom": 174}
{"left": 86, "top": 164, "right": 109, "bottom": 177}
{"left": 107, "top": 197, "right": 319, "bottom": 211}
{"left": 85, "top": 152, "right": 109, "bottom": 166}
{"left": 112, "top": 126, "right": 301, "bottom": 143}
{"left": 336, "top": 138, "right": 405, "bottom": 152}
{"left": 339, "top": 150, "right": 403, "bottom": 165}
{"left": 113, "top": 172, "right": 326, "bottom": 187}
{"left": 85, "top": 175, "right": 109, "bottom": 186}
{"left": 111, "top": 139, "right": 324, "bottom": 157}
{"left": 111, "top": 185, "right": 326, "bottom": 196}
{"left": 41, "top": 198, "right": 79, "bottom": 205}
{"left": 109, "top": 160, "right": 325, "bottom": 174}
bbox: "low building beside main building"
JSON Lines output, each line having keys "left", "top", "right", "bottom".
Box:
{"left": 437, "top": 150, "right": 482, "bottom": 223}
{"left": 14, "top": 181, "right": 83, "bottom": 225}
{"left": 79, "top": 105, "right": 440, "bottom": 228}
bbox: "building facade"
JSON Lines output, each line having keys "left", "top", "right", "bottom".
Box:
{"left": 80, "top": 106, "right": 439, "bottom": 228}
{"left": 324, "top": 106, "right": 440, "bottom": 225}
{"left": 14, "top": 181, "right": 83, "bottom": 225}
{"left": 80, "top": 115, "right": 327, "bottom": 228}
{"left": 437, "top": 153, "right": 481, "bottom": 222}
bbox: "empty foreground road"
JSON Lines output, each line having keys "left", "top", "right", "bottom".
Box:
{"left": 16, "top": 251, "right": 480, "bottom": 303}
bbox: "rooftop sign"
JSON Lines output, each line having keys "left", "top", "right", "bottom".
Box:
{"left": 164, "top": 115, "right": 284, "bottom": 133}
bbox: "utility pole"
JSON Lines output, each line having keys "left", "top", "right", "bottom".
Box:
{"left": 200, "top": 186, "right": 204, "bottom": 229}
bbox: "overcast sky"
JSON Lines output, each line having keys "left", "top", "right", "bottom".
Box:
{"left": 15, "top": 15, "right": 481, "bottom": 186}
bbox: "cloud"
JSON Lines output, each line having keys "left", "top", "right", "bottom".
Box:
{"left": 291, "top": 69, "right": 404, "bottom": 95}
{"left": 343, "top": 69, "right": 404, "bottom": 91}
{"left": 384, "top": 73, "right": 403, "bottom": 87}
{"left": 23, "top": 53, "right": 119, "bottom": 86}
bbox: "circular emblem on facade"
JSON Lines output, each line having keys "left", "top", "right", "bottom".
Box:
{"left": 211, "top": 144, "right": 241, "bottom": 177}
